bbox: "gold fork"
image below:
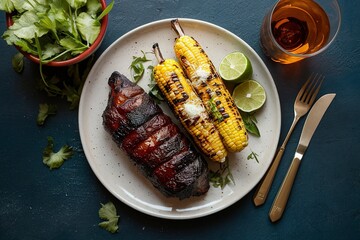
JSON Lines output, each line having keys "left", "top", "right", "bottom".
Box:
{"left": 253, "top": 73, "right": 324, "bottom": 206}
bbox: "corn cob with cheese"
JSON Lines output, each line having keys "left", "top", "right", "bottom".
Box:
{"left": 152, "top": 43, "right": 227, "bottom": 162}
{"left": 170, "top": 19, "right": 248, "bottom": 152}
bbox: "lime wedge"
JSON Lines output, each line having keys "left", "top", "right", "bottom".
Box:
{"left": 232, "top": 80, "right": 266, "bottom": 112}
{"left": 219, "top": 52, "right": 253, "bottom": 83}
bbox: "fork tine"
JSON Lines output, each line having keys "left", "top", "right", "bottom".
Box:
{"left": 296, "top": 73, "right": 313, "bottom": 101}
{"left": 301, "top": 73, "right": 318, "bottom": 102}
{"left": 304, "top": 73, "right": 320, "bottom": 103}
{"left": 307, "top": 75, "right": 324, "bottom": 105}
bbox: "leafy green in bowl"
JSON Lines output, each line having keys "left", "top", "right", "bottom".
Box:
{"left": 2, "top": 0, "right": 113, "bottom": 67}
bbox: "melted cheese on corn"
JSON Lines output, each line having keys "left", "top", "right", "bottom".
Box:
{"left": 183, "top": 102, "right": 204, "bottom": 119}
{"left": 192, "top": 66, "right": 210, "bottom": 87}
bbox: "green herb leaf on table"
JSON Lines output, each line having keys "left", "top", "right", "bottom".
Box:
{"left": 63, "top": 82, "right": 81, "bottom": 110}
{"left": 98, "top": 202, "right": 119, "bottom": 234}
{"left": 12, "top": 52, "right": 24, "bottom": 73}
{"left": 42, "top": 137, "right": 73, "bottom": 169}
{"left": 37, "top": 74, "right": 63, "bottom": 97}
{"left": 36, "top": 55, "right": 95, "bottom": 109}
{"left": 37, "top": 103, "right": 57, "bottom": 126}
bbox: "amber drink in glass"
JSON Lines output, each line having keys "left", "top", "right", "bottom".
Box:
{"left": 260, "top": 0, "right": 341, "bottom": 64}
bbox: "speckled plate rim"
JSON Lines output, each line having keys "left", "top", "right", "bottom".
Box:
{"left": 78, "top": 18, "right": 281, "bottom": 220}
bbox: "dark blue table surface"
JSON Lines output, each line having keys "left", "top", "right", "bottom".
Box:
{"left": 1, "top": 1, "right": 359, "bottom": 239}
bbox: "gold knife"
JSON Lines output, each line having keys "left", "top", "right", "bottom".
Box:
{"left": 269, "top": 93, "right": 336, "bottom": 222}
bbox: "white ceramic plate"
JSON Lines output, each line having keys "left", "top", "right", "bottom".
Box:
{"left": 78, "top": 18, "right": 281, "bottom": 220}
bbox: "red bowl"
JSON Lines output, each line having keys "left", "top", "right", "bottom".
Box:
{"left": 5, "top": 0, "right": 109, "bottom": 67}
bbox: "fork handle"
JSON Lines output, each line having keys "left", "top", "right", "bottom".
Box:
{"left": 253, "top": 147, "right": 285, "bottom": 206}
{"left": 269, "top": 157, "right": 301, "bottom": 222}
{"left": 253, "top": 116, "right": 300, "bottom": 206}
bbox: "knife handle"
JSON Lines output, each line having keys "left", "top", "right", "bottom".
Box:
{"left": 253, "top": 147, "right": 285, "bottom": 206}
{"left": 269, "top": 157, "right": 301, "bottom": 222}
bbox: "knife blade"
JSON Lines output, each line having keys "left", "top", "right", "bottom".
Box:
{"left": 269, "top": 93, "right": 336, "bottom": 222}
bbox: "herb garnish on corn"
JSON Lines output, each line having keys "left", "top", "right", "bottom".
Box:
{"left": 153, "top": 43, "right": 227, "bottom": 162}
{"left": 171, "top": 19, "right": 248, "bottom": 152}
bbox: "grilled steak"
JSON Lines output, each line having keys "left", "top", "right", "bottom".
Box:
{"left": 102, "top": 71, "right": 209, "bottom": 199}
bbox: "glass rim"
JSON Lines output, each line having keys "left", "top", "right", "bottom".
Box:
{"left": 267, "top": 0, "right": 342, "bottom": 58}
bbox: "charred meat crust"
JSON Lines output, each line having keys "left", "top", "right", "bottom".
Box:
{"left": 102, "top": 71, "right": 209, "bottom": 199}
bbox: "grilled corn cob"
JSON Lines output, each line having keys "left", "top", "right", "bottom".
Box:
{"left": 152, "top": 43, "right": 227, "bottom": 162}
{"left": 171, "top": 19, "right": 248, "bottom": 152}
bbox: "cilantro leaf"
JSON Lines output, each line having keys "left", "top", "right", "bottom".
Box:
{"left": 59, "top": 36, "right": 87, "bottom": 55}
{"left": 36, "top": 14, "right": 58, "bottom": 41}
{"left": 86, "top": 0, "right": 102, "bottom": 18}
{"left": 2, "top": 0, "right": 113, "bottom": 62}
{"left": 7, "top": 11, "right": 48, "bottom": 40}
{"left": 42, "top": 137, "right": 73, "bottom": 169}
{"left": 147, "top": 65, "right": 164, "bottom": 103}
{"left": 240, "top": 111, "right": 260, "bottom": 137}
{"left": 0, "top": 0, "right": 15, "bottom": 13}
{"left": 36, "top": 55, "right": 94, "bottom": 109}
{"left": 130, "top": 51, "right": 151, "bottom": 83}
{"left": 62, "top": 82, "right": 81, "bottom": 110}
{"left": 208, "top": 97, "right": 224, "bottom": 123}
{"left": 41, "top": 43, "right": 64, "bottom": 60}
{"left": 97, "top": 0, "right": 114, "bottom": 21}
{"left": 98, "top": 202, "right": 119, "bottom": 233}
{"left": 247, "top": 150, "right": 259, "bottom": 163}
{"left": 12, "top": 0, "right": 39, "bottom": 13}
{"left": 12, "top": 52, "right": 24, "bottom": 73}
{"left": 48, "top": 1, "right": 74, "bottom": 35}
{"left": 76, "top": 12, "right": 100, "bottom": 45}
{"left": 37, "top": 103, "right": 57, "bottom": 126}
{"left": 37, "top": 75, "right": 63, "bottom": 97}
{"left": 2, "top": 31, "right": 37, "bottom": 55}
{"left": 209, "top": 159, "right": 235, "bottom": 189}
{"left": 66, "top": 0, "right": 87, "bottom": 9}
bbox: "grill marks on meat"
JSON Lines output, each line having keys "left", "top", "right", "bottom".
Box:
{"left": 153, "top": 151, "right": 210, "bottom": 196}
{"left": 102, "top": 71, "right": 209, "bottom": 199}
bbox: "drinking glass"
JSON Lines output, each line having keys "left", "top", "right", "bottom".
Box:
{"left": 260, "top": 0, "right": 341, "bottom": 64}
